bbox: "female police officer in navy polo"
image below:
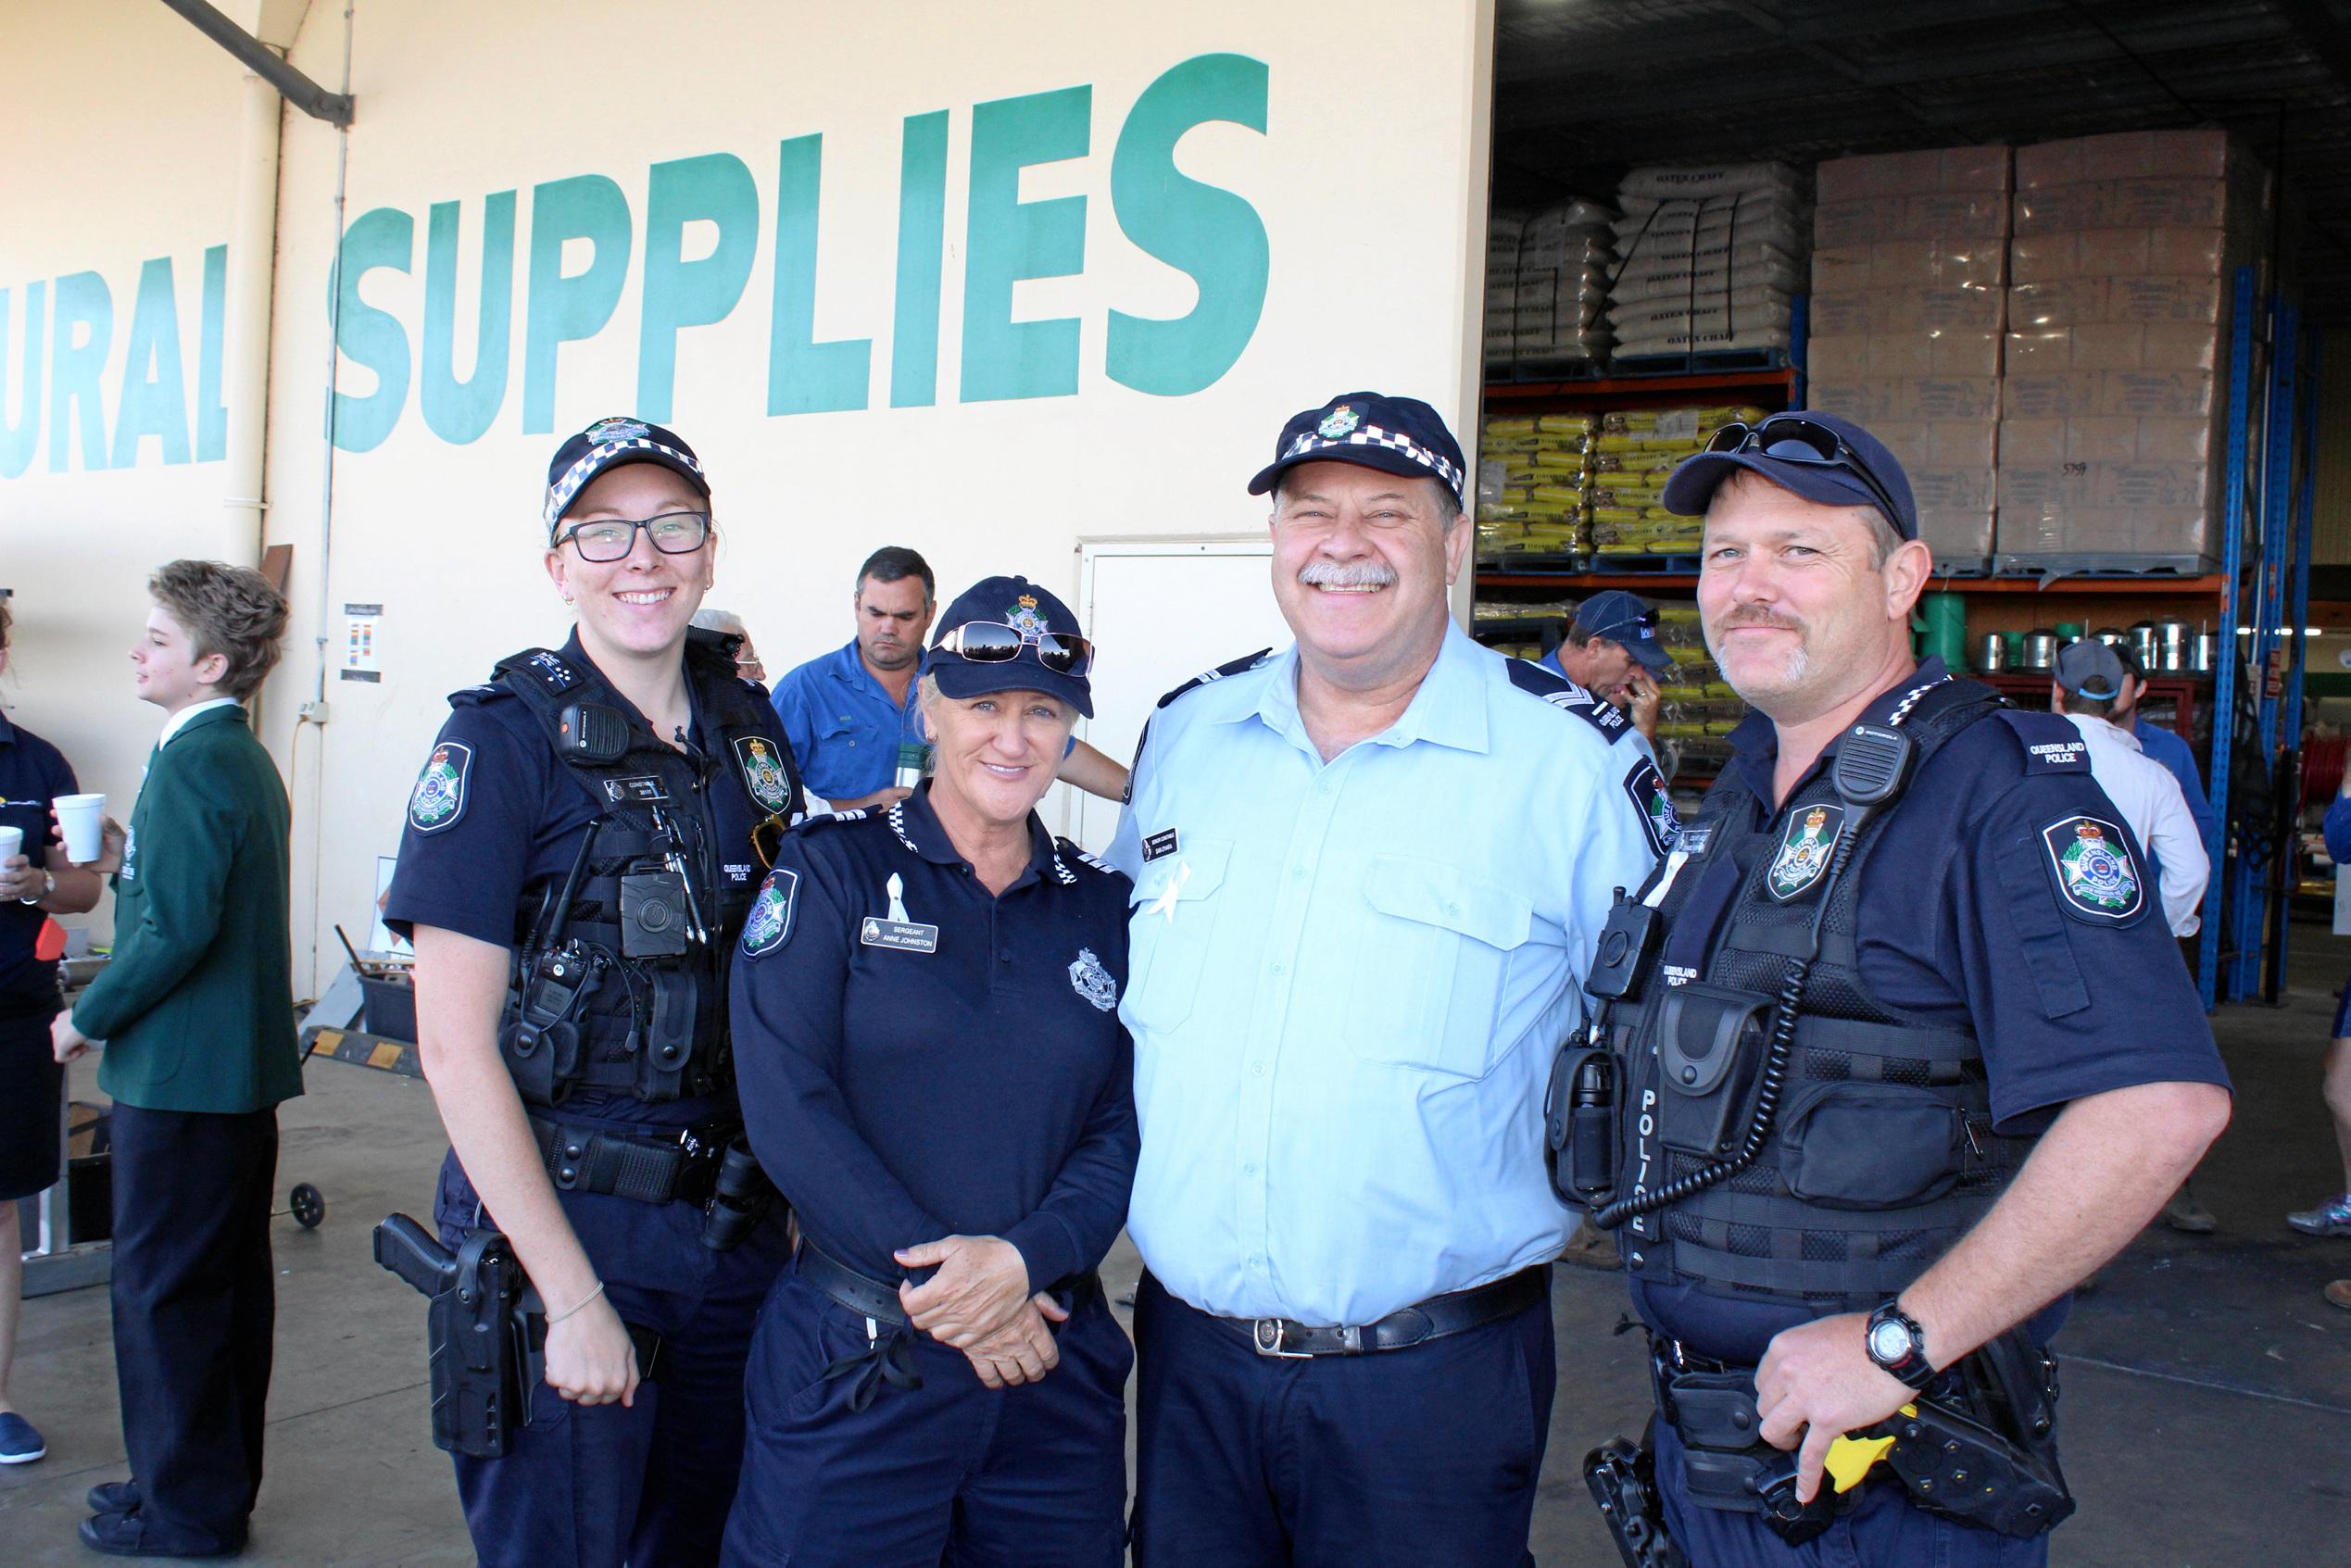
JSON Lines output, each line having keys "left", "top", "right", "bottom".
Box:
{"left": 723, "top": 576, "right": 1138, "bottom": 1568}
{"left": 383, "top": 417, "right": 800, "bottom": 1567}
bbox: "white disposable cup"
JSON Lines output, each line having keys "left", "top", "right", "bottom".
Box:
{"left": 0, "top": 826, "right": 21, "bottom": 863}
{"left": 54, "top": 794, "right": 106, "bottom": 863}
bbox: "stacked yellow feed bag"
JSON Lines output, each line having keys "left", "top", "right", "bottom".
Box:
{"left": 1478, "top": 413, "right": 1596, "bottom": 557}
{"left": 1586, "top": 407, "right": 1762, "bottom": 554}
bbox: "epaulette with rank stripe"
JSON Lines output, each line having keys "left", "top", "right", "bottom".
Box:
{"left": 794, "top": 808, "right": 870, "bottom": 832}
{"left": 1056, "top": 838, "right": 1118, "bottom": 876}
{"left": 1505, "top": 657, "right": 1633, "bottom": 745}
{"left": 1155, "top": 648, "right": 1273, "bottom": 709}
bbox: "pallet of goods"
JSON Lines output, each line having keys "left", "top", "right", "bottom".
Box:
{"left": 1608, "top": 162, "right": 1808, "bottom": 365}
{"left": 1485, "top": 201, "right": 1617, "bottom": 370}
{"left": 1588, "top": 404, "right": 1766, "bottom": 558}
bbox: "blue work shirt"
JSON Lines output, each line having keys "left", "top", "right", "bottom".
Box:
{"left": 1108, "top": 621, "right": 1662, "bottom": 1325}
{"left": 731, "top": 785, "right": 1138, "bottom": 1289}
{"left": 769, "top": 639, "right": 926, "bottom": 803}
{"left": 2132, "top": 715, "right": 2217, "bottom": 846}
{"left": 0, "top": 714, "right": 76, "bottom": 1013}
{"left": 1632, "top": 659, "right": 2232, "bottom": 1361}
{"left": 383, "top": 632, "right": 773, "bottom": 1129}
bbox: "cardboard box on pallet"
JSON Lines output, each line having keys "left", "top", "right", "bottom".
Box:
{"left": 1993, "top": 129, "right": 2265, "bottom": 568}
{"left": 1811, "top": 144, "right": 2012, "bottom": 571}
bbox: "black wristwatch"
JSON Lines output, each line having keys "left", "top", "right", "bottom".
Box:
{"left": 1865, "top": 1299, "right": 1936, "bottom": 1390}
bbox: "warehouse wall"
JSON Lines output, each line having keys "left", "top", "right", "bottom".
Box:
{"left": 4, "top": 0, "right": 1497, "bottom": 992}
{"left": 2312, "top": 326, "right": 2351, "bottom": 564}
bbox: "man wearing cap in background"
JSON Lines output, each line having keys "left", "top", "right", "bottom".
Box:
{"left": 2109, "top": 645, "right": 2219, "bottom": 850}
{"left": 1111, "top": 392, "right": 1659, "bottom": 1567}
{"left": 1541, "top": 587, "right": 1675, "bottom": 755}
{"left": 771, "top": 546, "right": 1130, "bottom": 811}
{"left": 2051, "top": 639, "right": 2208, "bottom": 939}
{"left": 1558, "top": 409, "right": 2230, "bottom": 1568}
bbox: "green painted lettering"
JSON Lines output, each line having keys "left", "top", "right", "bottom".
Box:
{"left": 197, "top": 245, "right": 227, "bottom": 462}
{"left": 641, "top": 155, "right": 758, "bottom": 421}
{"left": 768, "top": 136, "right": 871, "bottom": 416}
{"left": 890, "top": 111, "right": 949, "bottom": 408}
{"left": 111, "top": 257, "right": 193, "bottom": 468}
{"left": 0, "top": 282, "right": 43, "bottom": 480}
{"left": 421, "top": 192, "right": 516, "bottom": 444}
{"left": 328, "top": 207, "right": 414, "bottom": 453}
{"left": 523, "top": 175, "right": 632, "bottom": 434}
{"left": 962, "top": 86, "right": 1090, "bottom": 403}
{"left": 49, "top": 271, "right": 111, "bottom": 471}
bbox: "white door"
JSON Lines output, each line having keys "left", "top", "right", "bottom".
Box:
{"left": 1048, "top": 537, "right": 1292, "bottom": 851}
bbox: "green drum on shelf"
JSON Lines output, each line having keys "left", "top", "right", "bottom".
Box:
{"left": 1917, "top": 592, "right": 1968, "bottom": 671}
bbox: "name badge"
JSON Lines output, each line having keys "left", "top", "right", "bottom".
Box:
{"left": 860, "top": 917, "right": 939, "bottom": 954}
{"left": 603, "top": 775, "right": 670, "bottom": 805}
{"left": 1142, "top": 827, "right": 1180, "bottom": 862}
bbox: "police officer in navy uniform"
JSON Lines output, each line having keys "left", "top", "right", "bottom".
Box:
{"left": 723, "top": 576, "right": 1137, "bottom": 1568}
{"left": 383, "top": 417, "right": 801, "bottom": 1568}
{"left": 1559, "top": 411, "right": 2232, "bottom": 1566}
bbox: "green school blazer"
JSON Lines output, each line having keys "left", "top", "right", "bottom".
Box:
{"left": 74, "top": 704, "right": 302, "bottom": 1114}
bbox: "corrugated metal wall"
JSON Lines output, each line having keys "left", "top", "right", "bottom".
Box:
{"left": 2314, "top": 328, "right": 2351, "bottom": 563}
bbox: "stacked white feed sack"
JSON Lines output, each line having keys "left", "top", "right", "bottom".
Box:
{"left": 1609, "top": 161, "right": 1807, "bottom": 359}
{"left": 1485, "top": 199, "right": 1616, "bottom": 368}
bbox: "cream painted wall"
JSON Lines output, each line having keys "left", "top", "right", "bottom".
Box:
{"left": 11, "top": 0, "right": 1495, "bottom": 993}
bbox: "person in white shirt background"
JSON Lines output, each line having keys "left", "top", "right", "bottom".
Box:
{"left": 2051, "top": 638, "right": 2208, "bottom": 939}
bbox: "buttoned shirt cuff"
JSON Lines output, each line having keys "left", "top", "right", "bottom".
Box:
{"left": 1002, "top": 1212, "right": 1083, "bottom": 1294}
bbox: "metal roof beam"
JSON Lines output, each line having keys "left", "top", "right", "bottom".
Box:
{"left": 2274, "top": 0, "right": 2351, "bottom": 92}
{"left": 157, "top": 0, "right": 353, "bottom": 126}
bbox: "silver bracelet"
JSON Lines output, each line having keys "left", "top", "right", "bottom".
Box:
{"left": 547, "top": 1279, "right": 607, "bottom": 1325}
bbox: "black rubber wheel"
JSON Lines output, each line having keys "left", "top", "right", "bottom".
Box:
{"left": 288, "top": 1182, "right": 326, "bottom": 1229}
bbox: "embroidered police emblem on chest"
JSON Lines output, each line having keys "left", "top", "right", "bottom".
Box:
{"left": 2042, "top": 814, "right": 2144, "bottom": 922}
{"left": 1621, "top": 759, "right": 1679, "bottom": 856}
{"left": 1069, "top": 947, "right": 1117, "bottom": 1011}
{"left": 1766, "top": 802, "right": 1845, "bottom": 902}
{"left": 741, "top": 868, "right": 798, "bottom": 956}
{"left": 408, "top": 741, "right": 473, "bottom": 834}
{"left": 734, "top": 736, "right": 792, "bottom": 813}
{"left": 1318, "top": 404, "right": 1361, "bottom": 439}
{"left": 1007, "top": 593, "right": 1048, "bottom": 639}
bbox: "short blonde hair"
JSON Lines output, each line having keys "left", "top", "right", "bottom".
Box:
{"left": 149, "top": 559, "right": 289, "bottom": 700}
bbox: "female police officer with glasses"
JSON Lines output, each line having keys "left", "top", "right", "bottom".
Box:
{"left": 723, "top": 575, "right": 1138, "bottom": 1568}
{"left": 383, "top": 416, "right": 802, "bottom": 1568}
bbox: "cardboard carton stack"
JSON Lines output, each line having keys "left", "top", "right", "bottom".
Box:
{"left": 1808, "top": 146, "right": 2012, "bottom": 572}
{"left": 1995, "top": 131, "right": 2266, "bottom": 568}
{"left": 1608, "top": 162, "right": 1807, "bottom": 360}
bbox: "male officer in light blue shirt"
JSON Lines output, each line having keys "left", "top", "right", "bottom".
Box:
{"left": 1110, "top": 391, "right": 1663, "bottom": 1568}
{"left": 772, "top": 546, "right": 1129, "bottom": 809}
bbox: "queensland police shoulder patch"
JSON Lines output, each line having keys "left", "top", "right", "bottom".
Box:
{"left": 1766, "top": 802, "right": 1844, "bottom": 902}
{"left": 742, "top": 868, "right": 799, "bottom": 956}
{"left": 1622, "top": 758, "right": 1679, "bottom": 856}
{"left": 408, "top": 741, "right": 472, "bottom": 834}
{"left": 2041, "top": 814, "right": 2144, "bottom": 923}
{"left": 735, "top": 735, "right": 793, "bottom": 813}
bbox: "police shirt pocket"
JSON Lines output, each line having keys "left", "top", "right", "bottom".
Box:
{"left": 1781, "top": 1081, "right": 1963, "bottom": 1210}
{"left": 1350, "top": 855, "right": 1534, "bottom": 1079}
{"left": 1121, "top": 838, "right": 1231, "bottom": 1035}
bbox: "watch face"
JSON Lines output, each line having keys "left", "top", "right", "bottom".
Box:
{"left": 1869, "top": 1319, "right": 1913, "bottom": 1361}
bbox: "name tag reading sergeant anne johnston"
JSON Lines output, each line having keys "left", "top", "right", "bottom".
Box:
{"left": 861, "top": 872, "right": 940, "bottom": 954}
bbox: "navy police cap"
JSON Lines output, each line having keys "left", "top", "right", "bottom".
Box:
{"left": 1659, "top": 409, "right": 1918, "bottom": 541}
{"left": 1573, "top": 588, "right": 1675, "bottom": 673}
{"left": 544, "top": 415, "right": 710, "bottom": 534}
{"left": 1248, "top": 392, "right": 1469, "bottom": 508}
{"left": 929, "top": 575, "right": 1095, "bottom": 719}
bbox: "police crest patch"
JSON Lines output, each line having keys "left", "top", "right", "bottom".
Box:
{"left": 1766, "top": 802, "right": 1845, "bottom": 902}
{"left": 1621, "top": 759, "right": 1679, "bottom": 856}
{"left": 408, "top": 741, "right": 473, "bottom": 834}
{"left": 742, "top": 868, "right": 798, "bottom": 956}
{"left": 586, "top": 416, "right": 650, "bottom": 445}
{"left": 1068, "top": 947, "right": 1117, "bottom": 1011}
{"left": 1007, "top": 593, "right": 1048, "bottom": 639}
{"left": 735, "top": 735, "right": 793, "bottom": 813}
{"left": 2041, "top": 814, "right": 2144, "bottom": 922}
{"left": 1317, "top": 404, "right": 1361, "bottom": 439}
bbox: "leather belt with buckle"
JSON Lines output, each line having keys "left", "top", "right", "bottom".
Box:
{"left": 1228, "top": 1265, "right": 1551, "bottom": 1359}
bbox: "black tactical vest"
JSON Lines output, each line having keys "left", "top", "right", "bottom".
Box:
{"left": 1616, "top": 679, "right": 2036, "bottom": 1314}
{"left": 493, "top": 632, "right": 801, "bottom": 1106}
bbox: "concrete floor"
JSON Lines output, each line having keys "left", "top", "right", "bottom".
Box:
{"left": 5, "top": 935, "right": 2349, "bottom": 1565}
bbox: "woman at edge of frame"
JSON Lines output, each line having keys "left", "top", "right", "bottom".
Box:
{"left": 381, "top": 416, "right": 801, "bottom": 1568}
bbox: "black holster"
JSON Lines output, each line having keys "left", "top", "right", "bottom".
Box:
{"left": 1585, "top": 1423, "right": 1690, "bottom": 1568}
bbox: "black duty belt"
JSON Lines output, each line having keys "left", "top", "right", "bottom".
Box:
{"left": 1199, "top": 1264, "right": 1551, "bottom": 1359}
{"left": 797, "top": 1242, "right": 1102, "bottom": 1330}
{"left": 529, "top": 1115, "right": 729, "bottom": 1206}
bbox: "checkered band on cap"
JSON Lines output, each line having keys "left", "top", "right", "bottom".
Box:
{"left": 543, "top": 436, "right": 707, "bottom": 530}
{"left": 1280, "top": 421, "right": 1465, "bottom": 500}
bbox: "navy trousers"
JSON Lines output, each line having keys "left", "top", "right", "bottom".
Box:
{"left": 1129, "top": 1272, "right": 1554, "bottom": 1568}
{"left": 720, "top": 1261, "right": 1130, "bottom": 1568}
{"left": 433, "top": 1148, "right": 791, "bottom": 1568}
{"left": 107, "top": 1103, "right": 279, "bottom": 1552}
{"left": 1654, "top": 1421, "right": 2052, "bottom": 1568}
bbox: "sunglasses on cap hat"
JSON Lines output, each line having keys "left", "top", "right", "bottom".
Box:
{"left": 1704, "top": 415, "right": 1910, "bottom": 536}
{"left": 934, "top": 621, "right": 1095, "bottom": 677}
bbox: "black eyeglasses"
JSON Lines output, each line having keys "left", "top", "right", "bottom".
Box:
{"left": 1704, "top": 417, "right": 1908, "bottom": 533}
{"left": 553, "top": 511, "right": 711, "bottom": 562}
{"left": 934, "top": 621, "right": 1095, "bottom": 676}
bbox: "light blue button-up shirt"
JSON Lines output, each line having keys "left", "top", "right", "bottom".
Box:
{"left": 1108, "top": 621, "right": 1661, "bottom": 1324}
